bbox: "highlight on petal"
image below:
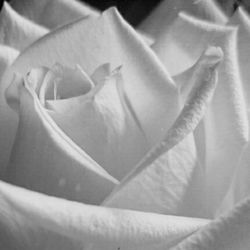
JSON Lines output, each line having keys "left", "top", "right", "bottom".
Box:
{"left": 139, "top": 0, "right": 228, "bottom": 38}
{"left": 170, "top": 197, "right": 250, "bottom": 250}
{"left": 11, "top": 0, "right": 100, "bottom": 29}
{"left": 46, "top": 67, "right": 149, "bottom": 180}
{"left": 5, "top": 73, "right": 118, "bottom": 204}
{"left": 5, "top": 7, "right": 180, "bottom": 148}
{"left": 0, "top": 45, "right": 19, "bottom": 178}
{"left": 0, "top": 181, "right": 209, "bottom": 250}
{"left": 103, "top": 47, "right": 222, "bottom": 218}
{"left": 229, "top": 7, "right": 250, "bottom": 109}
{"left": 0, "top": 2, "right": 48, "bottom": 50}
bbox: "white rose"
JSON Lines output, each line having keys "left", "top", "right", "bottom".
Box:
{"left": 0, "top": 0, "right": 250, "bottom": 250}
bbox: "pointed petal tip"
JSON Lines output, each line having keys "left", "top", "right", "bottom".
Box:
{"left": 102, "top": 6, "right": 120, "bottom": 19}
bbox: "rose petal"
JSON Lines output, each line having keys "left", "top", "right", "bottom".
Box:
{"left": 0, "top": 45, "right": 19, "bottom": 178}
{"left": 152, "top": 12, "right": 234, "bottom": 75}
{"left": 153, "top": 13, "right": 248, "bottom": 216}
{"left": 0, "top": 188, "right": 82, "bottom": 250}
{"left": 0, "top": 2, "right": 48, "bottom": 50}
{"left": 102, "top": 47, "right": 222, "bottom": 218}
{"left": 174, "top": 46, "right": 224, "bottom": 102}
{"left": 10, "top": 0, "right": 99, "bottom": 29}
{"left": 0, "top": 180, "right": 209, "bottom": 250}
{"left": 37, "top": 63, "right": 94, "bottom": 104}
{"left": 137, "top": 30, "right": 155, "bottom": 46}
{"left": 195, "top": 21, "right": 248, "bottom": 216}
{"left": 139, "top": 0, "right": 228, "bottom": 38}
{"left": 169, "top": 197, "right": 250, "bottom": 250}
{"left": 229, "top": 7, "right": 250, "bottom": 109}
{"left": 5, "top": 7, "right": 180, "bottom": 147}
{"left": 46, "top": 68, "right": 149, "bottom": 180}
{"left": 5, "top": 76, "right": 118, "bottom": 204}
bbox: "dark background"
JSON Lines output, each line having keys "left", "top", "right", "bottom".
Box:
{"left": 81, "top": 0, "right": 163, "bottom": 25}
{"left": 1, "top": 0, "right": 248, "bottom": 26}
{"left": 79, "top": 0, "right": 243, "bottom": 25}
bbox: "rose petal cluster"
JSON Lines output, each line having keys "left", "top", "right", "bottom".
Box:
{"left": 0, "top": 0, "right": 250, "bottom": 249}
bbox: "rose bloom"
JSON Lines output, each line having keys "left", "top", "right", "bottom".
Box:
{"left": 0, "top": 0, "right": 250, "bottom": 249}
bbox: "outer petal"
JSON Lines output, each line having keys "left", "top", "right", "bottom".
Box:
{"left": 199, "top": 22, "right": 248, "bottom": 216}
{"left": 0, "top": 2, "right": 48, "bottom": 50}
{"left": 170, "top": 197, "right": 250, "bottom": 250}
{"left": 156, "top": 13, "right": 248, "bottom": 216}
{"left": 4, "top": 7, "right": 180, "bottom": 147}
{"left": 0, "top": 180, "right": 209, "bottom": 250}
{"left": 5, "top": 76, "right": 118, "bottom": 204}
{"left": 0, "top": 45, "right": 19, "bottom": 178}
{"left": 102, "top": 47, "right": 222, "bottom": 218}
{"left": 11, "top": 0, "right": 99, "bottom": 29}
{"left": 139, "top": 0, "right": 228, "bottom": 38}
{"left": 0, "top": 186, "right": 82, "bottom": 250}
{"left": 229, "top": 7, "right": 250, "bottom": 109}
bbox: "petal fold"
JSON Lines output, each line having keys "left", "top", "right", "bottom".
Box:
{"left": 103, "top": 47, "right": 222, "bottom": 217}
{"left": 154, "top": 13, "right": 249, "bottom": 216}
{"left": 47, "top": 69, "right": 149, "bottom": 180}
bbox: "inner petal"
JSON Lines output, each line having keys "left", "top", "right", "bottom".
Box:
{"left": 38, "top": 63, "right": 94, "bottom": 105}
{"left": 47, "top": 69, "right": 149, "bottom": 180}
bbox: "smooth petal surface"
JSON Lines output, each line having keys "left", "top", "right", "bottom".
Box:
{"left": 139, "top": 0, "right": 228, "bottom": 38}
{"left": 48, "top": 69, "right": 149, "bottom": 180}
{"left": 5, "top": 77, "right": 118, "bottom": 204}
{"left": 0, "top": 45, "right": 19, "bottom": 178}
{"left": 229, "top": 7, "right": 250, "bottom": 109}
{"left": 103, "top": 47, "right": 222, "bottom": 218}
{"left": 4, "top": 7, "right": 180, "bottom": 147}
{"left": 11, "top": 0, "right": 99, "bottom": 29}
{"left": 0, "top": 2, "right": 48, "bottom": 50}
{"left": 170, "top": 197, "right": 250, "bottom": 250}
{"left": 0, "top": 181, "right": 209, "bottom": 250}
